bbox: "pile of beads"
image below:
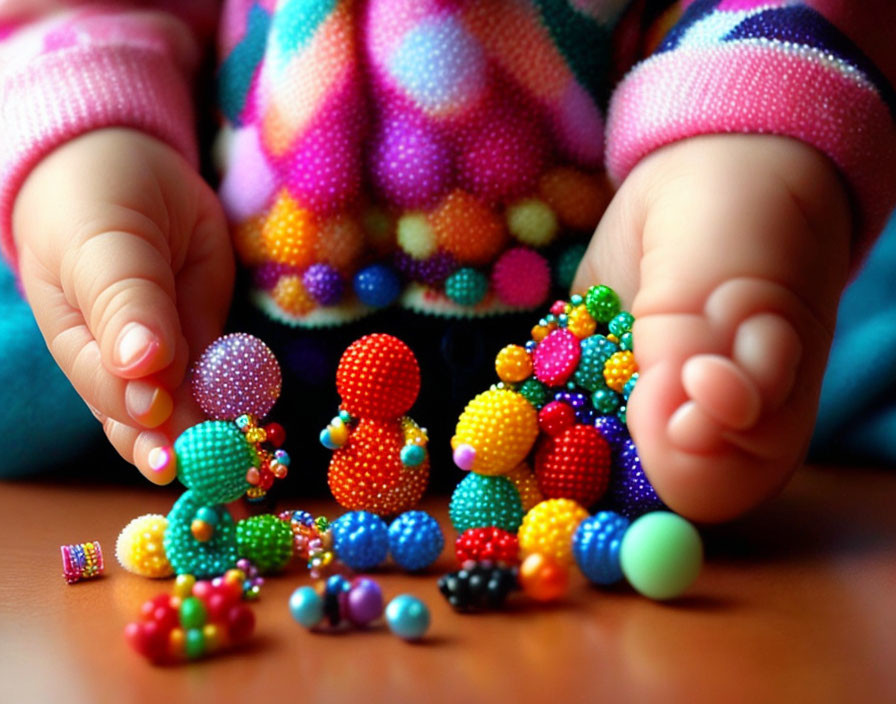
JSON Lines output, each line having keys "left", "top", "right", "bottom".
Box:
{"left": 61, "top": 541, "right": 104, "bottom": 584}
{"left": 124, "top": 571, "right": 255, "bottom": 664}
{"left": 322, "top": 335, "right": 429, "bottom": 516}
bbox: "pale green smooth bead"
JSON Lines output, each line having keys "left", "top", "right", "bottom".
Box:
{"left": 619, "top": 511, "right": 702, "bottom": 600}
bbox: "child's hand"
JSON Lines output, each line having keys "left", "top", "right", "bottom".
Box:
{"left": 574, "top": 134, "right": 852, "bottom": 522}
{"left": 13, "top": 128, "right": 234, "bottom": 484}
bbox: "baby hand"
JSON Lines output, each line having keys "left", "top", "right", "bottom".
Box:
{"left": 13, "top": 128, "right": 234, "bottom": 484}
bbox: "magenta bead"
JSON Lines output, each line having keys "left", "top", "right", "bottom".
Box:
{"left": 533, "top": 328, "right": 582, "bottom": 387}
{"left": 191, "top": 333, "right": 282, "bottom": 420}
{"left": 492, "top": 248, "right": 551, "bottom": 308}
{"left": 346, "top": 577, "right": 384, "bottom": 627}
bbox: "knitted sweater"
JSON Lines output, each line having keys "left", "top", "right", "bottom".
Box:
{"left": 0, "top": 0, "right": 894, "bottom": 325}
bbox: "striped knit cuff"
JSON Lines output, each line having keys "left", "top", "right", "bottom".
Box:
{"left": 606, "top": 3, "right": 896, "bottom": 262}
{"left": 0, "top": 44, "right": 198, "bottom": 268}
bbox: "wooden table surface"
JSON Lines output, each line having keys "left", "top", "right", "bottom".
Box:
{"left": 1, "top": 466, "right": 894, "bottom": 704}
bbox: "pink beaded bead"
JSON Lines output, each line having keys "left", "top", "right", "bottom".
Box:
{"left": 533, "top": 328, "right": 581, "bottom": 386}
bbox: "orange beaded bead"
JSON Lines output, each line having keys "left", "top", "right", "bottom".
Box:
{"left": 233, "top": 216, "right": 266, "bottom": 266}
{"left": 518, "top": 552, "right": 570, "bottom": 602}
{"left": 495, "top": 345, "right": 533, "bottom": 384}
{"left": 538, "top": 167, "right": 610, "bottom": 230}
{"left": 566, "top": 305, "right": 597, "bottom": 339}
{"left": 603, "top": 350, "right": 638, "bottom": 393}
{"left": 262, "top": 190, "right": 318, "bottom": 268}
{"left": 271, "top": 274, "right": 316, "bottom": 315}
{"left": 431, "top": 190, "right": 507, "bottom": 265}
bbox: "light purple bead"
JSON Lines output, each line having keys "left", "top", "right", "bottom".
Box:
{"left": 191, "top": 333, "right": 282, "bottom": 420}
{"left": 302, "top": 263, "right": 344, "bottom": 305}
{"left": 346, "top": 577, "right": 384, "bottom": 627}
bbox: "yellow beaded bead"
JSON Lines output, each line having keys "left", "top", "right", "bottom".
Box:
{"left": 115, "top": 514, "right": 173, "bottom": 578}
{"left": 603, "top": 350, "right": 638, "bottom": 393}
{"left": 505, "top": 462, "right": 543, "bottom": 512}
{"left": 567, "top": 305, "right": 597, "bottom": 339}
{"left": 517, "top": 499, "right": 589, "bottom": 566}
{"left": 233, "top": 216, "right": 266, "bottom": 266}
{"left": 271, "top": 274, "right": 316, "bottom": 316}
{"left": 452, "top": 388, "right": 538, "bottom": 476}
{"left": 495, "top": 345, "right": 533, "bottom": 384}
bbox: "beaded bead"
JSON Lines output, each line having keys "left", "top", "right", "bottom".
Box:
{"left": 603, "top": 350, "right": 637, "bottom": 393}
{"left": 452, "top": 388, "right": 537, "bottom": 475}
{"left": 336, "top": 334, "right": 420, "bottom": 420}
{"left": 533, "top": 328, "right": 581, "bottom": 386}
{"left": 116, "top": 514, "right": 173, "bottom": 578}
{"left": 553, "top": 390, "right": 596, "bottom": 425}
{"left": 455, "top": 526, "right": 520, "bottom": 567}
{"left": 608, "top": 439, "right": 665, "bottom": 518}
{"left": 396, "top": 212, "right": 437, "bottom": 260}
{"left": 566, "top": 305, "right": 597, "bottom": 339}
{"left": 491, "top": 248, "right": 551, "bottom": 308}
{"left": 518, "top": 378, "right": 549, "bottom": 409}
{"left": 573, "top": 335, "right": 618, "bottom": 391}
{"left": 164, "top": 492, "right": 238, "bottom": 578}
{"left": 61, "top": 541, "right": 104, "bottom": 584}
{"left": 572, "top": 511, "right": 630, "bottom": 585}
{"left": 591, "top": 386, "right": 621, "bottom": 415}
{"left": 609, "top": 312, "right": 635, "bottom": 337}
{"left": 388, "top": 511, "right": 444, "bottom": 571}
{"left": 235, "top": 515, "right": 294, "bottom": 573}
{"left": 534, "top": 425, "right": 611, "bottom": 507}
{"left": 431, "top": 189, "right": 507, "bottom": 266}
{"left": 261, "top": 190, "right": 317, "bottom": 268}
{"left": 585, "top": 285, "right": 621, "bottom": 323}
{"left": 302, "top": 263, "right": 344, "bottom": 306}
{"left": 494, "top": 344, "right": 533, "bottom": 384}
{"left": 331, "top": 511, "right": 389, "bottom": 571}
{"left": 191, "top": 334, "right": 282, "bottom": 421}
{"left": 385, "top": 594, "right": 430, "bottom": 641}
{"left": 353, "top": 263, "right": 401, "bottom": 307}
{"left": 593, "top": 414, "right": 628, "bottom": 453}
{"left": 518, "top": 499, "right": 589, "bottom": 566}
{"left": 620, "top": 512, "right": 703, "bottom": 600}
{"left": 174, "top": 421, "right": 255, "bottom": 505}
{"left": 449, "top": 473, "right": 524, "bottom": 533}
{"left": 438, "top": 564, "right": 519, "bottom": 611}
{"left": 506, "top": 198, "right": 558, "bottom": 247}
{"left": 539, "top": 167, "right": 607, "bottom": 230}
{"left": 504, "top": 462, "right": 543, "bottom": 512}
{"left": 444, "top": 267, "right": 488, "bottom": 306}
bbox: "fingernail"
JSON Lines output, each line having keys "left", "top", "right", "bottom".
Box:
{"left": 115, "top": 323, "right": 159, "bottom": 370}
{"left": 147, "top": 445, "right": 175, "bottom": 473}
{"left": 126, "top": 381, "right": 174, "bottom": 428}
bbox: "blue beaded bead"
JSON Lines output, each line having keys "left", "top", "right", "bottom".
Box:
{"left": 289, "top": 586, "right": 324, "bottom": 628}
{"left": 353, "top": 264, "right": 401, "bottom": 307}
{"left": 608, "top": 439, "right": 665, "bottom": 518}
{"left": 573, "top": 511, "right": 630, "bottom": 585}
{"left": 553, "top": 390, "right": 595, "bottom": 425}
{"left": 385, "top": 594, "right": 430, "bottom": 640}
{"left": 331, "top": 511, "right": 389, "bottom": 571}
{"left": 388, "top": 511, "right": 444, "bottom": 571}
{"left": 593, "top": 414, "right": 628, "bottom": 453}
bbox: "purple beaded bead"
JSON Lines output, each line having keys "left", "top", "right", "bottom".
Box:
{"left": 191, "top": 333, "right": 282, "bottom": 420}
{"left": 394, "top": 250, "right": 457, "bottom": 286}
{"left": 608, "top": 438, "right": 665, "bottom": 519}
{"left": 302, "top": 263, "right": 345, "bottom": 305}
{"left": 593, "top": 414, "right": 629, "bottom": 453}
{"left": 553, "top": 390, "right": 596, "bottom": 425}
{"left": 253, "top": 262, "right": 298, "bottom": 291}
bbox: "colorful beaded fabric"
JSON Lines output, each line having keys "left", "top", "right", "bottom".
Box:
{"left": 217, "top": 0, "right": 612, "bottom": 325}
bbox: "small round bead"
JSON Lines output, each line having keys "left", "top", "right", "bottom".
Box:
{"left": 620, "top": 512, "right": 703, "bottom": 600}
{"left": 518, "top": 499, "right": 589, "bottom": 566}
{"left": 388, "top": 511, "right": 444, "bottom": 571}
{"left": 609, "top": 312, "right": 635, "bottom": 337}
{"left": 533, "top": 328, "right": 581, "bottom": 386}
{"left": 331, "top": 511, "right": 390, "bottom": 571}
{"left": 491, "top": 248, "right": 551, "bottom": 308}
{"left": 518, "top": 378, "right": 549, "bottom": 409}
{"left": 385, "top": 594, "right": 430, "bottom": 641}
{"left": 495, "top": 345, "right": 533, "bottom": 384}
{"left": 353, "top": 264, "right": 401, "bottom": 307}
{"left": 235, "top": 515, "right": 294, "bottom": 573}
{"left": 179, "top": 596, "right": 207, "bottom": 630}
{"left": 518, "top": 553, "right": 569, "bottom": 602}
{"left": 603, "top": 350, "right": 637, "bottom": 393}
{"left": 585, "top": 285, "right": 621, "bottom": 323}
{"left": 346, "top": 577, "right": 384, "bottom": 627}
{"left": 116, "top": 514, "right": 172, "bottom": 578}
{"left": 506, "top": 197, "right": 558, "bottom": 247}
{"left": 302, "top": 263, "right": 344, "bottom": 306}
{"left": 573, "top": 511, "right": 630, "bottom": 585}
{"left": 444, "top": 267, "right": 488, "bottom": 306}
{"left": 289, "top": 586, "right": 324, "bottom": 628}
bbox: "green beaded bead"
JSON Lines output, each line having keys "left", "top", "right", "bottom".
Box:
{"left": 620, "top": 331, "right": 634, "bottom": 351}
{"left": 174, "top": 421, "right": 257, "bottom": 505}
{"left": 592, "top": 386, "right": 621, "bottom": 414}
{"left": 585, "top": 285, "right": 621, "bottom": 323}
{"left": 573, "top": 335, "right": 618, "bottom": 391}
{"left": 620, "top": 512, "right": 703, "bottom": 600}
{"left": 445, "top": 268, "right": 488, "bottom": 306}
{"left": 235, "top": 515, "right": 294, "bottom": 573}
{"left": 553, "top": 243, "right": 587, "bottom": 291}
{"left": 609, "top": 312, "right": 635, "bottom": 337}
{"left": 179, "top": 596, "right": 207, "bottom": 630}
{"left": 449, "top": 473, "right": 524, "bottom": 533}
{"left": 518, "top": 378, "right": 549, "bottom": 409}
{"left": 165, "top": 491, "right": 239, "bottom": 578}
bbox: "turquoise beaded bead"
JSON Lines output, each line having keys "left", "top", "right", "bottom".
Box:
{"left": 449, "top": 473, "right": 524, "bottom": 533}
{"left": 445, "top": 268, "right": 488, "bottom": 306}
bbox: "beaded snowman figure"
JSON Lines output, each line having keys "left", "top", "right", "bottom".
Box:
{"left": 320, "top": 334, "right": 429, "bottom": 516}
{"left": 162, "top": 334, "right": 292, "bottom": 578}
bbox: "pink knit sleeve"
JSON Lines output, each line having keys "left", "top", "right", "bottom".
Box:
{"left": 0, "top": 3, "right": 215, "bottom": 267}
{"left": 606, "top": 0, "right": 896, "bottom": 258}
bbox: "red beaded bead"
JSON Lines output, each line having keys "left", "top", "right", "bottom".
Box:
{"left": 535, "top": 424, "right": 611, "bottom": 507}
{"left": 336, "top": 334, "right": 420, "bottom": 420}
{"left": 537, "top": 401, "right": 576, "bottom": 437}
{"left": 455, "top": 527, "right": 520, "bottom": 567}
